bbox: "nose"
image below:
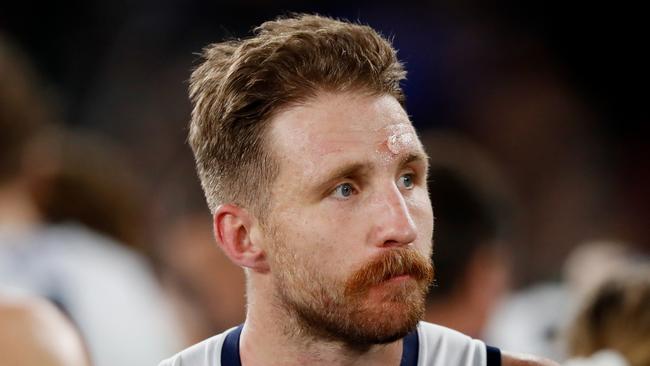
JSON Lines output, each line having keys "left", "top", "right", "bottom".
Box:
{"left": 368, "top": 184, "right": 418, "bottom": 248}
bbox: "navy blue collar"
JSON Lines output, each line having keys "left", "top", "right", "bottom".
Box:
{"left": 221, "top": 325, "right": 420, "bottom": 366}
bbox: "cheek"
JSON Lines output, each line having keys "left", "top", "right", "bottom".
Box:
{"left": 271, "top": 211, "right": 352, "bottom": 270}
{"left": 302, "top": 213, "right": 366, "bottom": 279}
{"left": 406, "top": 188, "right": 433, "bottom": 216}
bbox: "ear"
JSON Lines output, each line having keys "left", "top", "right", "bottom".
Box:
{"left": 213, "top": 204, "right": 270, "bottom": 273}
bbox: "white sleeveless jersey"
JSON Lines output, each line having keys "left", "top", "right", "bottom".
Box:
{"left": 159, "top": 321, "right": 500, "bottom": 366}
{"left": 416, "top": 322, "right": 494, "bottom": 366}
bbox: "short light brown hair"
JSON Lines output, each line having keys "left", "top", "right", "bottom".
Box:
{"left": 188, "top": 14, "right": 406, "bottom": 216}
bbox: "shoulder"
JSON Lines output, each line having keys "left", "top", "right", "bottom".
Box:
{"left": 0, "top": 291, "right": 89, "bottom": 366}
{"left": 417, "top": 322, "right": 559, "bottom": 366}
{"left": 417, "top": 321, "right": 484, "bottom": 346}
{"left": 417, "top": 321, "right": 486, "bottom": 366}
{"left": 158, "top": 327, "right": 235, "bottom": 366}
{"left": 501, "top": 351, "right": 560, "bottom": 366}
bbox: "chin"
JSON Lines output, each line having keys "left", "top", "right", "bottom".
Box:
{"left": 344, "top": 309, "right": 421, "bottom": 348}
{"left": 343, "top": 295, "right": 425, "bottom": 347}
{"left": 280, "top": 271, "right": 430, "bottom": 348}
{"left": 289, "top": 291, "right": 424, "bottom": 348}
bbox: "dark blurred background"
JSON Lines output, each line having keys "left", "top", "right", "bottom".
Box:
{"left": 2, "top": 0, "right": 647, "bottom": 288}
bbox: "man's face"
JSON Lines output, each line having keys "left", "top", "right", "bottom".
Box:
{"left": 262, "top": 91, "right": 434, "bottom": 346}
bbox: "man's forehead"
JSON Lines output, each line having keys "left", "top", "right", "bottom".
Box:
{"left": 268, "top": 92, "right": 419, "bottom": 161}
{"left": 301, "top": 124, "right": 418, "bottom": 156}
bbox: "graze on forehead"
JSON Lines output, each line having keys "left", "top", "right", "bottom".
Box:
{"left": 387, "top": 131, "right": 417, "bottom": 156}
{"left": 374, "top": 123, "right": 424, "bottom": 162}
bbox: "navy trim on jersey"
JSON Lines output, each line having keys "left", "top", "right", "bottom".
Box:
{"left": 221, "top": 325, "right": 420, "bottom": 366}
{"left": 221, "top": 324, "right": 243, "bottom": 366}
{"left": 486, "top": 345, "right": 501, "bottom": 366}
{"left": 399, "top": 328, "right": 419, "bottom": 366}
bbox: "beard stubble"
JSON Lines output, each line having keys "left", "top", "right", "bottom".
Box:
{"left": 272, "top": 242, "right": 434, "bottom": 348}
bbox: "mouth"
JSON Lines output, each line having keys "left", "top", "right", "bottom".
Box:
{"left": 344, "top": 248, "right": 433, "bottom": 296}
{"left": 365, "top": 274, "right": 416, "bottom": 301}
{"left": 381, "top": 274, "right": 411, "bottom": 284}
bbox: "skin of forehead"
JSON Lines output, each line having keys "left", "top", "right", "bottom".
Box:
{"left": 268, "top": 92, "right": 422, "bottom": 178}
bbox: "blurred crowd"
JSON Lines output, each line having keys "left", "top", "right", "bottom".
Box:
{"left": 1, "top": 2, "right": 648, "bottom": 366}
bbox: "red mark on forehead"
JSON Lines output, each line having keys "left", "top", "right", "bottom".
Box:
{"left": 377, "top": 123, "right": 417, "bottom": 156}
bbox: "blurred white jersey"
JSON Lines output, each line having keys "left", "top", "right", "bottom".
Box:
{"left": 159, "top": 321, "right": 500, "bottom": 366}
{"left": 0, "top": 224, "right": 183, "bottom": 366}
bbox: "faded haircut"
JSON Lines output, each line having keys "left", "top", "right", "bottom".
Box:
{"left": 188, "top": 14, "right": 406, "bottom": 217}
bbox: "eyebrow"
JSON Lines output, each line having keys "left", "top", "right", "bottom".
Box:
{"left": 399, "top": 151, "right": 429, "bottom": 169}
{"left": 318, "top": 162, "right": 373, "bottom": 189}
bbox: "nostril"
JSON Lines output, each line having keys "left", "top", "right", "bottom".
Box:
{"left": 382, "top": 240, "right": 402, "bottom": 248}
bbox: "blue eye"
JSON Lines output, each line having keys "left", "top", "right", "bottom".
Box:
{"left": 399, "top": 174, "right": 415, "bottom": 189}
{"left": 332, "top": 183, "right": 355, "bottom": 199}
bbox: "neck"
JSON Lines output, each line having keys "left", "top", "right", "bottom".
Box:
{"left": 240, "top": 278, "right": 403, "bottom": 366}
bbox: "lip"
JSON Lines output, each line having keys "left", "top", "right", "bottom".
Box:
{"left": 385, "top": 274, "right": 411, "bottom": 283}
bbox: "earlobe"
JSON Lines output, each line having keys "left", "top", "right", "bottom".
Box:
{"left": 213, "top": 204, "right": 270, "bottom": 273}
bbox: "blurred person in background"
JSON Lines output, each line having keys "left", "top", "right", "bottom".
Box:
{"left": 0, "top": 33, "right": 55, "bottom": 235}
{"left": 157, "top": 213, "right": 246, "bottom": 344}
{"left": 0, "top": 287, "right": 90, "bottom": 366}
{"left": 564, "top": 264, "right": 650, "bottom": 366}
{"left": 485, "top": 240, "right": 644, "bottom": 362}
{"left": 420, "top": 132, "right": 514, "bottom": 339}
{"left": 32, "top": 130, "right": 151, "bottom": 254}
{"left": 0, "top": 33, "right": 182, "bottom": 366}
